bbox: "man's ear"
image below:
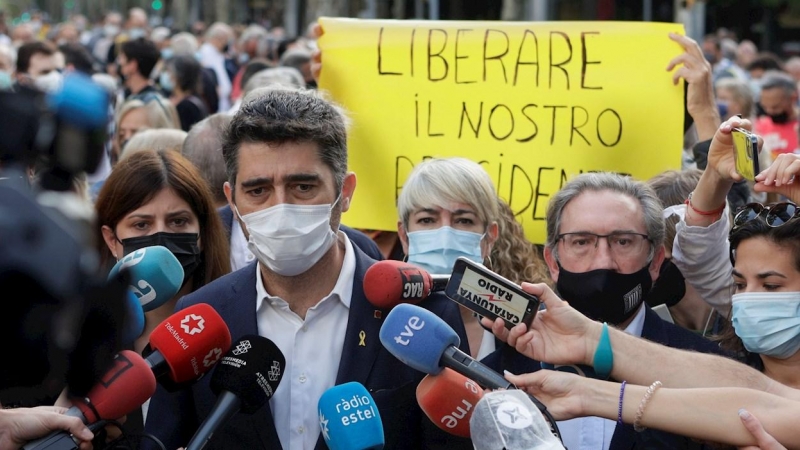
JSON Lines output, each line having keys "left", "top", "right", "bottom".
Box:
{"left": 340, "top": 172, "right": 356, "bottom": 212}
{"left": 649, "top": 244, "right": 666, "bottom": 283}
{"left": 543, "top": 246, "right": 560, "bottom": 283}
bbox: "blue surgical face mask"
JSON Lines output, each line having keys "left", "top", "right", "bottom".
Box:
{"left": 159, "top": 71, "right": 173, "bottom": 93}
{"left": 0, "top": 71, "right": 12, "bottom": 90}
{"left": 732, "top": 292, "right": 800, "bottom": 359}
{"left": 407, "top": 226, "right": 484, "bottom": 275}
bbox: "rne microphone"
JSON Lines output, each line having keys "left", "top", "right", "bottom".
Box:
{"left": 145, "top": 303, "right": 231, "bottom": 386}
{"left": 378, "top": 304, "right": 562, "bottom": 441}
{"left": 470, "top": 390, "right": 565, "bottom": 450}
{"left": 23, "top": 350, "right": 157, "bottom": 450}
{"left": 417, "top": 368, "right": 484, "bottom": 438}
{"left": 108, "top": 245, "right": 184, "bottom": 312}
{"left": 363, "top": 260, "right": 448, "bottom": 309}
{"left": 185, "top": 335, "right": 285, "bottom": 450}
{"left": 318, "top": 382, "right": 384, "bottom": 450}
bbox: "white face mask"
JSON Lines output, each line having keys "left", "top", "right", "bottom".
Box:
{"left": 34, "top": 71, "right": 63, "bottom": 93}
{"left": 236, "top": 196, "right": 341, "bottom": 277}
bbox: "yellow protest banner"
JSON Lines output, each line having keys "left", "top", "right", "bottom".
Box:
{"left": 319, "top": 18, "right": 685, "bottom": 244}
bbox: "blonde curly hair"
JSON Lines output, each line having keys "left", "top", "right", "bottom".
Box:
{"left": 490, "top": 197, "right": 552, "bottom": 288}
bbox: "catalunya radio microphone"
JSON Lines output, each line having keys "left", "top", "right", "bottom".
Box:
{"left": 378, "top": 303, "right": 562, "bottom": 441}
{"left": 145, "top": 303, "right": 232, "bottom": 386}
{"left": 417, "top": 368, "right": 484, "bottom": 438}
{"left": 363, "top": 260, "right": 449, "bottom": 308}
{"left": 108, "top": 245, "right": 184, "bottom": 312}
{"left": 185, "top": 335, "right": 285, "bottom": 450}
{"left": 23, "top": 350, "right": 157, "bottom": 450}
{"left": 470, "top": 390, "right": 565, "bottom": 450}
{"left": 318, "top": 382, "right": 384, "bottom": 450}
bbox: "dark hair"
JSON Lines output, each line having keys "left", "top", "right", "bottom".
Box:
{"left": 222, "top": 89, "right": 348, "bottom": 192}
{"left": 166, "top": 54, "right": 201, "bottom": 95}
{"left": 58, "top": 43, "right": 95, "bottom": 75}
{"left": 716, "top": 216, "right": 800, "bottom": 362}
{"left": 94, "top": 149, "right": 230, "bottom": 289}
{"left": 16, "top": 40, "right": 55, "bottom": 74}
{"left": 746, "top": 53, "right": 784, "bottom": 73}
{"left": 120, "top": 37, "right": 160, "bottom": 78}
{"left": 240, "top": 58, "right": 273, "bottom": 93}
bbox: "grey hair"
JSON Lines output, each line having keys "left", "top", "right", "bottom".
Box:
{"left": 397, "top": 157, "right": 499, "bottom": 230}
{"left": 205, "top": 22, "right": 233, "bottom": 42}
{"left": 545, "top": 172, "right": 665, "bottom": 261}
{"left": 243, "top": 67, "right": 305, "bottom": 97}
{"left": 0, "top": 44, "right": 16, "bottom": 70}
{"left": 279, "top": 48, "right": 311, "bottom": 71}
{"left": 170, "top": 32, "right": 199, "bottom": 56}
{"left": 715, "top": 77, "right": 755, "bottom": 118}
{"left": 239, "top": 25, "right": 268, "bottom": 45}
{"left": 760, "top": 70, "right": 797, "bottom": 95}
{"left": 182, "top": 112, "right": 232, "bottom": 204}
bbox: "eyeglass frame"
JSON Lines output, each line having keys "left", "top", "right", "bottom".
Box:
{"left": 555, "top": 231, "right": 654, "bottom": 261}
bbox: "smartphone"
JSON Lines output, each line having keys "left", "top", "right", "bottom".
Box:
{"left": 732, "top": 128, "right": 760, "bottom": 181}
{"left": 444, "top": 257, "right": 539, "bottom": 330}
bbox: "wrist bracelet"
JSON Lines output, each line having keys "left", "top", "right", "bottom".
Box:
{"left": 633, "top": 381, "right": 662, "bottom": 432}
{"left": 618, "top": 381, "right": 627, "bottom": 425}
{"left": 593, "top": 323, "right": 613, "bottom": 380}
{"left": 685, "top": 192, "right": 725, "bottom": 216}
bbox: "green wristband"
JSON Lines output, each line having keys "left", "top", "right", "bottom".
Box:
{"left": 593, "top": 322, "right": 613, "bottom": 380}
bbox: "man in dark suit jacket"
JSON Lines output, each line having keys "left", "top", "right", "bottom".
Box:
{"left": 144, "top": 88, "right": 473, "bottom": 449}
{"left": 482, "top": 172, "right": 727, "bottom": 450}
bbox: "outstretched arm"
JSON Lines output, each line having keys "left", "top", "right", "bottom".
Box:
{"left": 0, "top": 407, "right": 94, "bottom": 450}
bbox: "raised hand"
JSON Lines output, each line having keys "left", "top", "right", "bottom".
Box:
{"left": 754, "top": 153, "right": 800, "bottom": 204}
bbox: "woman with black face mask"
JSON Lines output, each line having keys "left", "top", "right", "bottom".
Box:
{"left": 95, "top": 148, "right": 231, "bottom": 355}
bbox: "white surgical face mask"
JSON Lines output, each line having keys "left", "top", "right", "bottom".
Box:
{"left": 732, "top": 291, "right": 800, "bottom": 359}
{"left": 34, "top": 71, "right": 63, "bottom": 93}
{"left": 235, "top": 195, "right": 341, "bottom": 277}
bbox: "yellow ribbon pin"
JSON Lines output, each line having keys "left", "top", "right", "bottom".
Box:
{"left": 358, "top": 330, "right": 366, "bottom": 347}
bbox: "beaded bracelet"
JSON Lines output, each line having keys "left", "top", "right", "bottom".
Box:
{"left": 633, "top": 381, "right": 662, "bottom": 432}
{"left": 617, "top": 381, "right": 627, "bottom": 425}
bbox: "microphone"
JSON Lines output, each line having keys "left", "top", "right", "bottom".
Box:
{"left": 108, "top": 245, "right": 184, "bottom": 312}
{"left": 23, "top": 350, "right": 157, "bottom": 450}
{"left": 185, "top": 335, "right": 285, "bottom": 450}
{"left": 318, "top": 382, "right": 384, "bottom": 450}
{"left": 416, "top": 368, "right": 484, "bottom": 438}
{"left": 145, "top": 303, "right": 232, "bottom": 385}
{"left": 470, "top": 390, "right": 565, "bottom": 450}
{"left": 379, "top": 303, "right": 512, "bottom": 390}
{"left": 378, "top": 303, "right": 563, "bottom": 441}
{"left": 122, "top": 290, "right": 146, "bottom": 344}
{"left": 363, "top": 260, "right": 448, "bottom": 309}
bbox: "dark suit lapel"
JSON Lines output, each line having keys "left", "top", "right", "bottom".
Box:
{"left": 225, "top": 263, "right": 282, "bottom": 449}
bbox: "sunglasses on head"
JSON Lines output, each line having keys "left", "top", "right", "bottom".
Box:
{"left": 732, "top": 202, "right": 800, "bottom": 232}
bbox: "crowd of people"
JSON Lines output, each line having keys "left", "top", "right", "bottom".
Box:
{"left": 2, "top": 6, "right": 800, "bottom": 450}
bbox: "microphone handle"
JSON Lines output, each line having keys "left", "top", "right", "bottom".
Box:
{"left": 185, "top": 391, "right": 242, "bottom": 450}
{"left": 430, "top": 275, "right": 450, "bottom": 293}
{"left": 440, "top": 346, "right": 513, "bottom": 390}
{"left": 22, "top": 408, "right": 85, "bottom": 450}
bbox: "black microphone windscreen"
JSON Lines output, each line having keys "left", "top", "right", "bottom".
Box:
{"left": 209, "top": 335, "right": 285, "bottom": 414}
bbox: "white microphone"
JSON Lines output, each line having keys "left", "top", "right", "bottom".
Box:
{"left": 470, "top": 390, "right": 565, "bottom": 450}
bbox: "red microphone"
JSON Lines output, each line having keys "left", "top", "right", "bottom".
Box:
{"left": 363, "top": 260, "right": 449, "bottom": 309}
{"left": 416, "top": 368, "right": 484, "bottom": 438}
{"left": 146, "top": 303, "right": 232, "bottom": 384}
{"left": 23, "top": 350, "right": 157, "bottom": 449}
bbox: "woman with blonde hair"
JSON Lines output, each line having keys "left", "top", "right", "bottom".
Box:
{"left": 112, "top": 95, "right": 180, "bottom": 164}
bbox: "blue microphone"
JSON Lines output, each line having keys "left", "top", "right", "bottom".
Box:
{"left": 108, "top": 245, "right": 184, "bottom": 312}
{"left": 318, "top": 382, "right": 384, "bottom": 450}
{"left": 122, "top": 290, "right": 145, "bottom": 344}
{"left": 379, "top": 303, "right": 512, "bottom": 390}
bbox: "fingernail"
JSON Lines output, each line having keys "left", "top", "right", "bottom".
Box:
{"left": 504, "top": 370, "right": 516, "bottom": 377}
{"left": 77, "top": 428, "right": 94, "bottom": 440}
{"left": 738, "top": 409, "right": 751, "bottom": 420}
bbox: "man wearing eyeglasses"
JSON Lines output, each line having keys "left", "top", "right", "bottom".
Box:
{"left": 485, "top": 172, "right": 726, "bottom": 450}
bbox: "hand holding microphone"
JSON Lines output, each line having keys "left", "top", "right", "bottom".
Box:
{"left": 318, "top": 382, "right": 384, "bottom": 450}
{"left": 23, "top": 350, "right": 157, "bottom": 450}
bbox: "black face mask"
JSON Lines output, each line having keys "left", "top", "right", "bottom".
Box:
{"left": 768, "top": 111, "right": 790, "bottom": 124}
{"left": 120, "top": 232, "right": 202, "bottom": 286}
{"left": 556, "top": 264, "right": 652, "bottom": 325}
{"left": 646, "top": 259, "right": 686, "bottom": 308}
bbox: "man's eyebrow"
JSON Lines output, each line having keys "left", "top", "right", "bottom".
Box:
{"left": 285, "top": 173, "right": 321, "bottom": 183}
{"left": 240, "top": 177, "right": 272, "bottom": 188}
